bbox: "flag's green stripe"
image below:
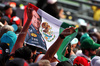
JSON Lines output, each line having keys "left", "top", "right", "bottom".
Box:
{"left": 57, "top": 22, "right": 78, "bottom": 61}
{"left": 61, "top": 22, "right": 74, "bottom": 29}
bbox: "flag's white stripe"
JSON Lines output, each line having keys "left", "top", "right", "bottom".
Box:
{"left": 37, "top": 9, "right": 63, "bottom": 27}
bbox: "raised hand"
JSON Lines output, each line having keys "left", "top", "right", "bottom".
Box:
{"left": 27, "top": 3, "right": 33, "bottom": 20}
{"left": 61, "top": 27, "right": 75, "bottom": 37}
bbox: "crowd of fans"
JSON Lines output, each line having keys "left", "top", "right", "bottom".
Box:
{"left": 0, "top": 0, "right": 100, "bottom": 66}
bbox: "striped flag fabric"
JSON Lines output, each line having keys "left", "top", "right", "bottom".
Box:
{"left": 24, "top": 3, "right": 78, "bottom": 61}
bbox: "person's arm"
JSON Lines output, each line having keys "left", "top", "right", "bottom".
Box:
{"left": 11, "top": 4, "right": 33, "bottom": 54}
{"left": 42, "top": 27, "right": 75, "bottom": 61}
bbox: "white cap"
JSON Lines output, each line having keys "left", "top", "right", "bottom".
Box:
{"left": 91, "top": 56, "right": 100, "bottom": 66}
{"left": 47, "top": 0, "right": 57, "bottom": 4}
{"left": 76, "top": 50, "right": 82, "bottom": 56}
{"left": 77, "top": 19, "right": 87, "bottom": 26}
{"left": 70, "top": 38, "right": 78, "bottom": 45}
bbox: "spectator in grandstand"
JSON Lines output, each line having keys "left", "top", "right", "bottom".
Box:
{"left": 88, "top": 28, "right": 100, "bottom": 43}
{"left": 0, "top": 31, "right": 17, "bottom": 66}
{"left": 76, "top": 38, "right": 100, "bottom": 62}
{"left": 91, "top": 56, "right": 100, "bottom": 66}
{"left": 36, "top": 0, "right": 47, "bottom": 9}
{"left": 93, "top": 8, "right": 100, "bottom": 21}
{"left": 91, "top": 0, "right": 100, "bottom": 21}
{"left": 43, "top": 0, "right": 60, "bottom": 19}
{"left": 14, "top": 46, "right": 33, "bottom": 63}
{"left": 0, "top": 24, "right": 18, "bottom": 38}
{"left": 0, "top": 31, "right": 17, "bottom": 52}
{"left": 64, "top": 44, "right": 77, "bottom": 65}
{"left": 73, "top": 56, "right": 89, "bottom": 66}
{"left": 3, "top": 5, "right": 13, "bottom": 24}
{"left": 70, "top": 38, "right": 78, "bottom": 49}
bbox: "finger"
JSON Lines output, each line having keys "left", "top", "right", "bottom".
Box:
{"left": 74, "top": 27, "right": 77, "bottom": 29}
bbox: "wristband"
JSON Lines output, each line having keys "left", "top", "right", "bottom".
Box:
{"left": 59, "top": 34, "right": 65, "bottom": 39}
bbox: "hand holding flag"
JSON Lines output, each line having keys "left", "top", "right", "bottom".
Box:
{"left": 61, "top": 27, "right": 75, "bottom": 38}
{"left": 26, "top": 4, "right": 33, "bottom": 20}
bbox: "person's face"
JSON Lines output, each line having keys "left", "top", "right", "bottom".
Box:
{"left": 5, "top": 8, "right": 13, "bottom": 15}
{"left": 89, "top": 49, "right": 97, "bottom": 56}
{"left": 64, "top": 47, "right": 69, "bottom": 56}
{"left": 71, "top": 44, "right": 77, "bottom": 49}
{"left": 85, "top": 49, "right": 97, "bottom": 57}
{"left": 32, "top": 10, "right": 41, "bottom": 30}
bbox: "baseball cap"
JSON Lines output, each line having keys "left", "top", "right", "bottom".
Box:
{"left": 47, "top": 0, "right": 57, "bottom": 4}
{"left": 4, "top": 5, "right": 11, "bottom": 11}
{"left": 77, "top": 19, "right": 87, "bottom": 26}
{"left": 1, "top": 31, "right": 17, "bottom": 52}
{"left": 11, "top": 24, "right": 18, "bottom": 32}
{"left": 81, "top": 38, "right": 100, "bottom": 50}
{"left": 73, "top": 56, "right": 88, "bottom": 66}
{"left": 70, "top": 38, "right": 78, "bottom": 45}
{"left": 6, "top": 58, "right": 29, "bottom": 66}
{"left": 91, "top": 56, "right": 100, "bottom": 66}
{"left": 80, "top": 33, "right": 91, "bottom": 43}
{"left": 10, "top": 16, "right": 20, "bottom": 26}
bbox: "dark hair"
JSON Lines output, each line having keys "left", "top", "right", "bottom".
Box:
{"left": 36, "top": 0, "right": 47, "bottom": 9}
{"left": 26, "top": 44, "right": 38, "bottom": 52}
{"left": 15, "top": 26, "right": 23, "bottom": 33}
{"left": 0, "top": 18, "right": 7, "bottom": 24}
{"left": 15, "top": 46, "right": 32, "bottom": 60}
{"left": 43, "top": 2, "right": 60, "bottom": 19}
{"left": 76, "top": 27, "right": 83, "bottom": 41}
{"left": 81, "top": 48, "right": 91, "bottom": 54}
{"left": 80, "top": 26, "right": 87, "bottom": 33}
{"left": 65, "top": 44, "right": 71, "bottom": 58}
{"left": 57, "top": 61, "right": 72, "bottom": 66}
{"left": 4, "top": 5, "right": 11, "bottom": 11}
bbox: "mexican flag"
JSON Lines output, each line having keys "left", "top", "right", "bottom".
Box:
{"left": 24, "top": 3, "right": 78, "bottom": 61}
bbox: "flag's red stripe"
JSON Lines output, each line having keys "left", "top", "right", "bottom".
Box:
{"left": 28, "top": 3, "right": 39, "bottom": 12}
{"left": 23, "top": 3, "right": 39, "bottom": 26}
